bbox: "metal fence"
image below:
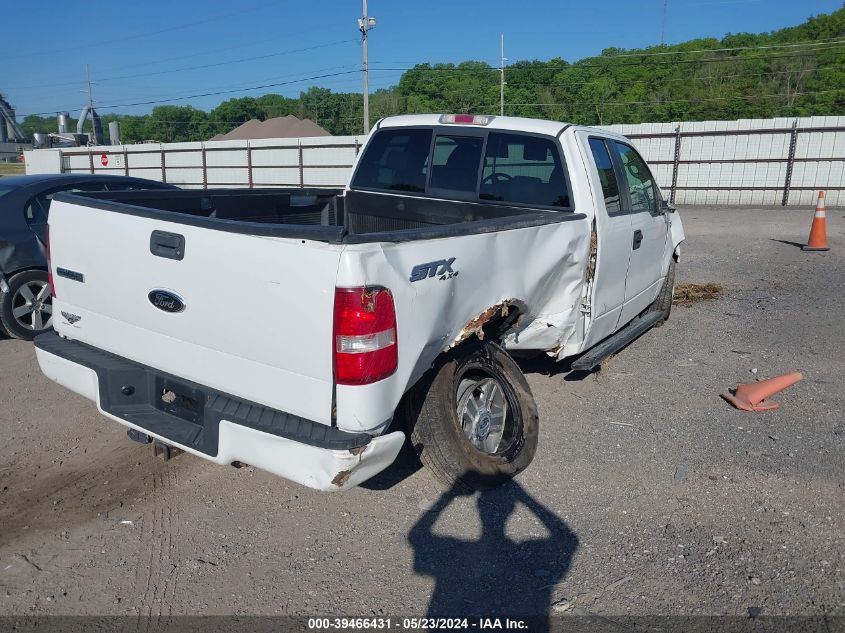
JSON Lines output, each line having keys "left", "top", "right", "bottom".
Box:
{"left": 599, "top": 115, "right": 845, "bottom": 207}
{"left": 28, "top": 136, "right": 365, "bottom": 189}
{"left": 24, "top": 115, "right": 845, "bottom": 207}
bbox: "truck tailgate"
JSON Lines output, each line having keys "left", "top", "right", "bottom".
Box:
{"left": 47, "top": 198, "right": 342, "bottom": 425}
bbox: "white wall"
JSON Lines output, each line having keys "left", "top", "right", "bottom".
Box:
{"left": 25, "top": 135, "right": 364, "bottom": 189}
{"left": 23, "top": 116, "right": 845, "bottom": 206}
{"left": 600, "top": 115, "right": 845, "bottom": 207}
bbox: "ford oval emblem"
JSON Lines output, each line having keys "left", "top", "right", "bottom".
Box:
{"left": 148, "top": 290, "right": 185, "bottom": 313}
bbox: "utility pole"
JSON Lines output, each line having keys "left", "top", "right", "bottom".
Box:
{"left": 499, "top": 34, "right": 506, "bottom": 116}
{"left": 358, "top": 1, "right": 377, "bottom": 135}
{"left": 83, "top": 65, "right": 100, "bottom": 145}
{"left": 660, "top": 0, "right": 669, "bottom": 46}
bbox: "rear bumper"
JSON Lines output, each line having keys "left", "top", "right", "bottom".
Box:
{"left": 34, "top": 332, "right": 404, "bottom": 491}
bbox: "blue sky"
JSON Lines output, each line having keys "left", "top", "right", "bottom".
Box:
{"left": 3, "top": 0, "right": 842, "bottom": 119}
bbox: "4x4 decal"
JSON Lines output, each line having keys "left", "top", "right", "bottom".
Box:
{"left": 409, "top": 257, "right": 458, "bottom": 282}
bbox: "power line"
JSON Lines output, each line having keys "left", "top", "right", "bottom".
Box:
{"left": 2, "top": 0, "right": 286, "bottom": 61}
{"left": 505, "top": 63, "right": 845, "bottom": 91}
{"left": 17, "top": 59, "right": 839, "bottom": 121}
{"left": 591, "top": 36, "right": 845, "bottom": 59}
{"left": 26, "top": 64, "right": 362, "bottom": 106}
{"left": 366, "top": 37, "right": 845, "bottom": 70}
{"left": 92, "top": 26, "right": 337, "bottom": 75}
{"left": 17, "top": 71, "right": 362, "bottom": 118}
{"left": 8, "top": 40, "right": 359, "bottom": 92}
{"left": 502, "top": 87, "right": 845, "bottom": 109}
{"left": 372, "top": 44, "right": 845, "bottom": 76}
{"left": 15, "top": 42, "right": 845, "bottom": 118}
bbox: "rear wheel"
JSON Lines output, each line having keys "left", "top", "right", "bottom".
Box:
{"left": 0, "top": 270, "right": 53, "bottom": 341}
{"left": 407, "top": 341, "right": 539, "bottom": 491}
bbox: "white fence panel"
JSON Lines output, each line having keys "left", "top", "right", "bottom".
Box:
{"left": 23, "top": 119, "right": 845, "bottom": 206}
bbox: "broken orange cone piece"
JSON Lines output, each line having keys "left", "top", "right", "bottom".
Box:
{"left": 721, "top": 372, "right": 803, "bottom": 412}
{"left": 803, "top": 191, "right": 830, "bottom": 252}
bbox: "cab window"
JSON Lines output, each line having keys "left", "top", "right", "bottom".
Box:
{"left": 428, "top": 135, "right": 483, "bottom": 193}
{"left": 588, "top": 138, "right": 622, "bottom": 214}
{"left": 480, "top": 133, "right": 569, "bottom": 208}
{"left": 612, "top": 142, "right": 658, "bottom": 214}
{"left": 351, "top": 129, "right": 432, "bottom": 193}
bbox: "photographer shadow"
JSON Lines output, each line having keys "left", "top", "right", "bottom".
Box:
{"left": 408, "top": 477, "right": 579, "bottom": 630}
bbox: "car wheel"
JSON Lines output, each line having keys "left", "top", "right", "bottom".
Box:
{"left": 649, "top": 259, "right": 675, "bottom": 326}
{"left": 0, "top": 270, "right": 53, "bottom": 341}
{"left": 407, "top": 341, "right": 539, "bottom": 491}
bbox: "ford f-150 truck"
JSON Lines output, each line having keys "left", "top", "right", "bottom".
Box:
{"left": 34, "top": 114, "right": 684, "bottom": 491}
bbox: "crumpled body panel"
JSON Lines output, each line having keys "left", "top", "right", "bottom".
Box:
{"left": 0, "top": 221, "right": 45, "bottom": 279}
{"left": 333, "top": 216, "right": 590, "bottom": 431}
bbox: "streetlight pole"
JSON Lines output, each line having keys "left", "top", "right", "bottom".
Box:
{"left": 359, "top": 1, "right": 376, "bottom": 135}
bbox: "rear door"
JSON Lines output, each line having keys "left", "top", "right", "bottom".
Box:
{"left": 578, "top": 134, "right": 632, "bottom": 346}
{"left": 48, "top": 198, "right": 343, "bottom": 426}
{"left": 610, "top": 141, "right": 669, "bottom": 325}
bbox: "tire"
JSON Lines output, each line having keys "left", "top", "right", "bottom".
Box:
{"left": 406, "top": 341, "right": 539, "bottom": 491}
{"left": 0, "top": 270, "right": 53, "bottom": 341}
{"left": 649, "top": 258, "right": 675, "bottom": 325}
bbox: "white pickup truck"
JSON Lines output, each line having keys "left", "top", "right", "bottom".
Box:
{"left": 35, "top": 114, "right": 684, "bottom": 491}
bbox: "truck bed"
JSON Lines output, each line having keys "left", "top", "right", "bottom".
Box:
{"left": 62, "top": 188, "right": 579, "bottom": 244}
{"left": 45, "top": 183, "right": 589, "bottom": 436}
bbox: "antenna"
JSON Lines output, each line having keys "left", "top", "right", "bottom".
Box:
{"left": 78, "top": 65, "right": 101, "bottom": 145}
{"left": 661, "top": 0, "right": 669, "bottom": 46}
{"left": 499, "top": 34, "right": 507, "bottom": 116}
{"left": 86, "top": 64, "right": 94, "bottom": 112}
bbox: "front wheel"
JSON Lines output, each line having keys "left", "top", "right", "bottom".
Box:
{"left": 0, "top": 270, "right": 53, "bottom": 341}
{"left": 648, "top": 258, "right": 675, "bottom": 326}
{"left": 407, "top": 341, "right": 539, "bottom": 491}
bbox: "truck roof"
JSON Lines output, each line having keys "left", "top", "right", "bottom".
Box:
{"left": 378, "top": 113, "right": 590, "bottom": 137}
{"left": 377, "top": 114, "right": 570, "bottom": 136}
{"left": 377, "top": 114, "right": 629, "bottom": 142}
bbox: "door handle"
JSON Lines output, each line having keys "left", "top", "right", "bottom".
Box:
{"left": 150, "top": 230, "right": 185, "bottom": 260}
{"left": 632, "top": 229, "right": 644, "bottom": 250}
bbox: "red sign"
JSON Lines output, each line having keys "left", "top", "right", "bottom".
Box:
{"left": 100, "top": 154, "right": 109, "bottom": 167}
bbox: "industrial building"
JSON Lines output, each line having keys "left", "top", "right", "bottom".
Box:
{"left": 0, "top": 93, "right": 30, "bottom": 161}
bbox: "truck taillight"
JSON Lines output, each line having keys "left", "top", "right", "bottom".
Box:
{"left": 46, "top": 224, "right": 55, "bottom": 298}
{"left": 333, "top": 287, "right": 397, "bottom": 386}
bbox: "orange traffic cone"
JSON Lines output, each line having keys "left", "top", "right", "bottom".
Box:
{"left": 721, "top": 372, "right": 803, "bottom": 412}
{"left": 803, "top": 191, "right": 830, "bottom": 251}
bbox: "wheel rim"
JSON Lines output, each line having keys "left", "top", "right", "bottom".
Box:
{"left": 11, "top": 280, "right": 53, "bottom": 332}
{"left": 456, "top": 375, "right": 510, "bottom": 455}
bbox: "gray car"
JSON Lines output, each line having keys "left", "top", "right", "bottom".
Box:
{"left": 0, "top": 174, "right": 177, "bottom": 340}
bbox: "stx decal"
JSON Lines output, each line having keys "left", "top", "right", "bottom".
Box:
{"left": 409, "top": 258, "right": 458, "bottom": 282}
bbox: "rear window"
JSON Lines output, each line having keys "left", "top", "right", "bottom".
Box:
{"left": 352, "top": 128, "right": 571, "bottom": 210}
{"left": 351, "top": 129, "right": 432, "bottom": 193}
{"left": 479, "top": 133, "right": 569, "bottom": 208}
{"left": 429, "top": 135, "right": 483, "bottom": 193}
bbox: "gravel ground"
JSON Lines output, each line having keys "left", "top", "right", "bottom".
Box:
{"left": 0, "top": 205, "right": 842, "bottom": 621}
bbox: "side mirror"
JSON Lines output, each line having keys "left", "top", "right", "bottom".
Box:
{"left": 661, "top": 199, "right": 676, "bottom": 214}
